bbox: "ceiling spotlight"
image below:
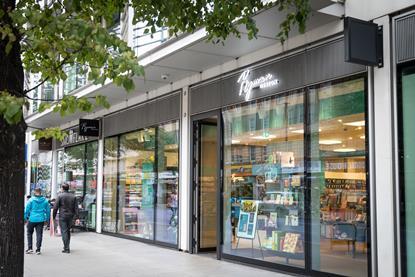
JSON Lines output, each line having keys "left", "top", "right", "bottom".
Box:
{"left": 291, "top": 129, "right": 304, "bottom": 134}
{"left": 333, "top": 148, "right": 356, "bottom": 152}
{"left": 319, "top": 140, "right": 342, "bottom": 145}
{"left": 344, "top": 120, "right": 365, "bottom": 127}
{"left": 252, "top": 135, "right": 277, "bottom": 140}
{"left": 231, "top": 140, "right": 240, "bottom": 144}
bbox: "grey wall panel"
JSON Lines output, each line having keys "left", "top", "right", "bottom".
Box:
{"left": 189, "top": 38, "right": 366, "bottom": 116}
{"left": 103, "top": 93, "right": 180, "bottom": 137}
{"left": 156, "top": 94, "right": 181, "bottom": 124}
{"left": 305, "top": 39, "right": 365, "bottom": 84}
{"left": 396, "top": 13, "right": 415, "bottom": 63}
{"left": 190, "top": 81, "right": 221, "bottom": 115}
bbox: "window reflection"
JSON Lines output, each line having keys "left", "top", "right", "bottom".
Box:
{"left": 64, "top": 145, "right": 85, "bottom": 198}
{"left": 223, "top": 92, "right": 305, "bottom": 267}
{"left": 103, "top": 137, "right": 118, "bottom": 233}
{"left": 119, "top": 129, "right": 156, "bottom": 239}
{"left": 102, "top": 120, "right": 180, "bottom": 245}
{"left": 156, "top": 122, "right": 179, "bottom": 244}
{"left": 310, "top": 77, "right": 368, "bottom": 277}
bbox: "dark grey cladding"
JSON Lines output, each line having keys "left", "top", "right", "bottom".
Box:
{"left": 190, "top": 38, "right": 366, "bottom": 115}
{"left": 396, "top": 13, "right": 415, "bottom": 64}
{"left": 103, "top": 92, "right": 181, "bottom": 137}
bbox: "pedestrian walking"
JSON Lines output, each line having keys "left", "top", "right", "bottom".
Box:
{"left": 53, "top": 184, "right": 79, "bottom": 253}
{"left": 24, "top": 188, "right": 50, "bottom": 255}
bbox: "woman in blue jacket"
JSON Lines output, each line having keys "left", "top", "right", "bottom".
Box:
{"left": 24, "top": 188, "right": 51, "bottom": 255}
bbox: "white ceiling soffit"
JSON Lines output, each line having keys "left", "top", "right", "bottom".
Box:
{"left": 318, "top": 3, "right": 345, "bottom": 18}
{"left": 26, "top": 1, "right": 338, "bottom": 130}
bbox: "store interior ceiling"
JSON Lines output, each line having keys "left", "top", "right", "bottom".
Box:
{"left": 27, "top": 1, "right": 339, "bottom": 129}
{"left": 230, "top": 113, "right": 366, "bottom": 153}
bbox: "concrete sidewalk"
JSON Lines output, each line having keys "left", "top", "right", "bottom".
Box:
{"left": 24, "top": 231, "right": 292, "bottom": 277}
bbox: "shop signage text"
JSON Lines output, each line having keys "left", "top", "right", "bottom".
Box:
{"left": 61, "top": 129, "right": 88, "bottom": 147}
{"left": 38, "top": 138, "right": 53, "bottom": 151}
{"left": 79, "top": 119, "right": 100, "bottom": 137}
{"left": 237, "top": 70, "right": 279, "bottom": 101}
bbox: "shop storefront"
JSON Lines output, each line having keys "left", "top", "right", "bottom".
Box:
{"left": 56, "top": 127, "right": 99, "bottom": 230}
{"left": 101, "top": 93, "right": 180, "bottom": 246}
{"left": 30, "top": 150, "right": 53, "bottom": 197}
{"left": 189, "top": 38, "right": 370, "bottom": 276}
{"left": 30, "top": 138, "right": 53, "bottom": 197}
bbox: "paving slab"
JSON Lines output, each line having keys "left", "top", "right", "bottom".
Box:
{"left": 24, "top": 231, "right": 293, "bottom": 277}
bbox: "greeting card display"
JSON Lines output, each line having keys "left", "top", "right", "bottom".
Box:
{"left": 236, "top": 200, "right": 259, "bottom": 239}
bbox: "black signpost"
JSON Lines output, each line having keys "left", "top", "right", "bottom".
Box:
{"left": 79, "top": 119, "right": 100, "bottom": 137}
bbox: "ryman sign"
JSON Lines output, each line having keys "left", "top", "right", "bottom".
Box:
{"left": 237, "top": 70, "right": 279, "bottom": 101}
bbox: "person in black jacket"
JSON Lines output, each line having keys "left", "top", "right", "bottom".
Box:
{"left": 53, "top": 184, "right": 79, "bottom": 253}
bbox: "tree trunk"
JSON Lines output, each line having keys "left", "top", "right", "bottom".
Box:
{"left": 0, "top": 1, "right": 26, "bottom": 276}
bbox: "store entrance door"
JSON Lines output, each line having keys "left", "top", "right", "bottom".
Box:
{"left": 191, "top": 112, "right": 221, "bottom": 256}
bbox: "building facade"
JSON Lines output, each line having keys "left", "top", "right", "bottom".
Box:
{"left": 24, "top": 1, "right": 415, "bottom": 276}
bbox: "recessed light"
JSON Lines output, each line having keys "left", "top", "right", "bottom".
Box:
{"left": 250, "top": 133, "right": 254, "bottom": 136}
{"left": 360, "top": 135, "right": 365, "bottom": 139}
{"left": 319, "top": 140, "right": 342, "bottom": 145}
{"left": 344, "top": 120, "right": 365, "bottom": 127}
{"left": 333, "top": 148, "right": 356, "bottom": 152}
{"left": 338, "top": 119, "right": 343, "bottom": 123}
{"left": 348, "top": 137, "right": 353, "bottom": 140}
{"left": 291, "top": 129, "right": 304, "bottom": 134}
{"left": 252, "top": 135, "right": 277, "bottom": 140}
{"left": 231, "top": 140, "right": 240, "bottom": 144}
{"left": 319, "top": 128, "right": 322, "bottom": 132}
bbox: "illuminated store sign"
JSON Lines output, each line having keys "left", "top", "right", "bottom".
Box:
{"left": 237, "top": 70, "right": 279, "bottom": 101}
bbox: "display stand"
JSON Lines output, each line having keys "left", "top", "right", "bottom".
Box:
{"left": 235, "top": 219, "right": 265, "bottom": 260}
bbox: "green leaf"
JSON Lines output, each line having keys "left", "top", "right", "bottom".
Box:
{"left": 39, "top": 102, "right": 51, "bottom": 113}
{"left": 5, "top": 43, "right": 12, "bottom": 54}
{"left": 122, "top": 78, "right": 134, "bottom": 92}
{"left": 4, "top": 102, "right": 22, "bottom": 124}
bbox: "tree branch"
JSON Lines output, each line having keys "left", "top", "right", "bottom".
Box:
{"left": 23, "top": 47, "right": 84, "bottom": 95}
{"left": 24, "top": 76, "right": 50, "bottom": 95}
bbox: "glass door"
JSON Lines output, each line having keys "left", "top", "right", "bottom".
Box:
{"left": 191, "top": 114, "right": 220, "bottom": 254}
{"left": 199, "top": 123, "right": 218, "bottom": 250}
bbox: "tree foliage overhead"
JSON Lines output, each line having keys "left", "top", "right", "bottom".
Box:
{"left": 0, "top": 0, "right": 310, "bottom": 137}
